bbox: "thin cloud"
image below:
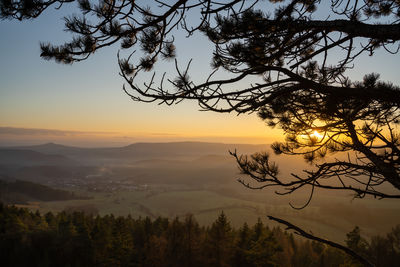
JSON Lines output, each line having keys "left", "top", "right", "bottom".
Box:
{"left": 0, "top": 127, "right": 115, "bottom": 136}
{"left": 149, "top": 132, "right": 179, "bottom": 136}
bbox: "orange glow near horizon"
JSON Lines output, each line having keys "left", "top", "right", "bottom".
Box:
{"left": 1, "top": 101, "right": 285, "bottom": 146}
{"left": 310, "top": 130, "right": 323, "bottom": 139}
{"left": 0, "top": 124, "right": 285, "bottom": 147}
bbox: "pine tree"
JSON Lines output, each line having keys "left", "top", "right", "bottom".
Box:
{"left": 205, "top": 212, "right": 234, "bottom": 267}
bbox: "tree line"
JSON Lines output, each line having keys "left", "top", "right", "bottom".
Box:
{"left": 0, "top": 179, "right": 90, "bottom": 204}
{"left": 1, "top": 203, "right": 399, "bottom": 267}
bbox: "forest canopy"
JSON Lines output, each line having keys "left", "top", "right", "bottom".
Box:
{"left": 1, "top": 2, "right": 400, "bottom": 265}
{"left": 1, "top": 204, "right": 400, "bottom": 267}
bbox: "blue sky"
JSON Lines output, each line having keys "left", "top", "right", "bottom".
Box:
{"left": 0, "top": 1, "right": 399, "bottom": 146}
{"left": 0, "top": 3, "right": 277, "bottom": 146}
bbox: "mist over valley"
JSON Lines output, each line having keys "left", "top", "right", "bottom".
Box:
{"left": 1, "top": 141, "right": 398, "bottom": 244}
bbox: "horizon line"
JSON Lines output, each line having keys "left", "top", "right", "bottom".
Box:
{"left": 0, "top": 140, "right": 271, "bottom": 149}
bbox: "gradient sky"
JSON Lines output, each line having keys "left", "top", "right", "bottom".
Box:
{"left": 1, "top": 2, "right": 399, "bottom": 147}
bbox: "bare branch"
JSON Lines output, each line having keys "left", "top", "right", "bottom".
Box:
{"left": 268, "top": 216, "right": 375, "bottom": 267}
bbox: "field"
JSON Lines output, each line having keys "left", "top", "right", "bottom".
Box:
{"left": 2, "top": 142, "right": 400, "bottom": 244}
{"left": 33, "top": 186, "right": 400, "bottom": 244}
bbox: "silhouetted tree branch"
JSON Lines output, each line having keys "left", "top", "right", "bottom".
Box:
{"left": 3, "top": 0, "right": 400, "bottom": 212}
{"left": 2, "top": 1, "right": 400, "bottom": 264}
{"left": 267, "top": 215, "right": 375, "bottom": 267}
{"left": 2, "top": 0, "right": 400, "bottom": 216}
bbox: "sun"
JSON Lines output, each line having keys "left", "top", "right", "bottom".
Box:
{"left": 310, "top": 130, "right": 323, "bottom": 139}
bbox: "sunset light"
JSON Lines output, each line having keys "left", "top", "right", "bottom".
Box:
{"left": 1, "top": 1, "right": 400, "bottom": 266}
{"left": 310, "top": 130, "right": 323, "bottom": 140}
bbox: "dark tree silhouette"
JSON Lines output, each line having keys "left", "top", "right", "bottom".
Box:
{"left": 268, "top": 216, "right": 374, "bottom": 267}
{"left": 2, "top": 0, "right": 398, "bottom": 202}
{"left": 2, "top": 1, "right": 400, "bottom": 265}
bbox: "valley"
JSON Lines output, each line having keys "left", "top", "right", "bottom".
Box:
{"left": 1, "top": 141, "right": 399, "bottom": 244}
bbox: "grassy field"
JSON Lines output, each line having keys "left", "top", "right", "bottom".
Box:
{"left": 26, "top": 186, "right": 400, "bottom": 244}
{"left": 5, "top": 142, "right": 400, "bottom": 245}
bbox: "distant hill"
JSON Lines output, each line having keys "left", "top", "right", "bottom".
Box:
{"left": 8, "top": 142, "right": 92, "bottom": 157}
{"left": 120, "top": 142, "right": 269, "bottom": 157}
{"left": 0, "top": 149, "right": 77, "bottom": 167}
{"left": 1, "top": 142, "right": 309, "bottom": 177}
{"left": 0, "top": 179, "right": 90, "bottom": 204}
{"left": 0, "top": 142, "right": 311, "bottom": 184}
{"left": 7, "top": 142, "right": 270, "bottom": 163}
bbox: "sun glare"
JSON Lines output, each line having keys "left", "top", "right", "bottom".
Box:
{"left": 311, "top": 130, "right": 323, "bottom": 139}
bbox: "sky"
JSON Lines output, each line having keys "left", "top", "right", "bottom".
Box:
{"left": 0, "top": 2, "right": 283, "bottom": 147}
{"left": 1, "top": 1, "right": 399, "bottom": 147}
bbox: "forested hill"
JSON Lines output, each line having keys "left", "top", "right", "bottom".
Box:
{"left": 0, "top": 180, "right": 90, "bottom": 204}
{"left": 0, "top": 148, "right": 77, "bottom": 167}
{"left": 8, "top": 142, "right": 269, "bottom": 163}
{"left": 1, "top": 204, "right": 399, "bottom": 267}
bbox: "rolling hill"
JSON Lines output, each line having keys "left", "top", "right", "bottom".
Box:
{"left": 0, "top": 149, "right": 77, "bottom": 167}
